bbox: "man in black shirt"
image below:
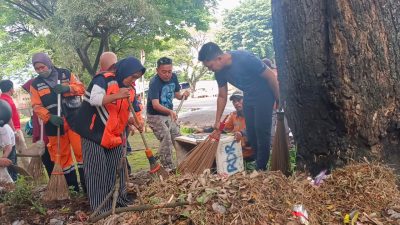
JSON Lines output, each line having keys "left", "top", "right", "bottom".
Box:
{"left": 198, "top": 42, "right": 279, "bottom": 171}
{"left": 147, "top": 57, "right": 190, "bottom": 171}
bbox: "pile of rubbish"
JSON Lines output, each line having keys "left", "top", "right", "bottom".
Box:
{"left": 95, "top": 163, "right": 400, "bottom": 225}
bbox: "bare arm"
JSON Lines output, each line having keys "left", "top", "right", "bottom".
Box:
{"left": 2, "top": 145, "right": 12, "bottom": 158}
{"left": 174, "top": 90, "right": 190, "bottom": 100}
{"left": 214, "top": 85, "right": 228, "bottom": 129}
{"left": 261, "top": 67, "right": 280, "bottom": 106}
{"left": 152, "top": 99, "right": 176, "bottom": 121}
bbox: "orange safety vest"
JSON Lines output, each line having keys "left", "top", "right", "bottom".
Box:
{"left": 30, "top": 68, "right": 85, "bottom": 136}
{"left": 74, "top": 72, "right": 138, "bottom": 149}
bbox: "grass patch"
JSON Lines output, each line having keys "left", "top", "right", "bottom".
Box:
{"left": 126, "top": 132, "right": 158, "bottom": 172}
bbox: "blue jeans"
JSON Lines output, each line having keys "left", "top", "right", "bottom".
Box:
{"left": 243, "top": 96, "right": 274, "bottom": 171}
{"left": 7, "top": 145, "right": 17, "bottom": 181}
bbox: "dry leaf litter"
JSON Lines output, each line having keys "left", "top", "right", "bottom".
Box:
{"left": 94, "top": 163, "right": 400, "bottom": 225}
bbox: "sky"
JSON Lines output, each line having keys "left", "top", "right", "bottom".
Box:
{"left": 219, "top": 0, "right": 241, "bottom": 10}
{"left": 208, "top": 0, "right": 241, "bottom": 40}
{"left": 216, "top": 0, "right": 241, "bottom": 18}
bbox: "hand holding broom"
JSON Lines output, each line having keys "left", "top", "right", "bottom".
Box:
{"left": 43, "top": 80, "right": 69, "bottom": 201}
{"left": 209, "top": 114, "right": 230, "bottom": 141}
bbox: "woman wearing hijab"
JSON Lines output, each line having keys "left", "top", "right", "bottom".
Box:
{"left": 74, "top": 56, "right": 145, "bottom": 213}
{"left": 30, "top": 53, "right": 85, "bottom": 192}
{"left": 97, "top": 52, "right": 142, "bottom": 175}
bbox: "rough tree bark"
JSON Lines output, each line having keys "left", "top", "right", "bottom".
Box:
{"left": 272, "top": 0, "right": 400, "bottom": 175}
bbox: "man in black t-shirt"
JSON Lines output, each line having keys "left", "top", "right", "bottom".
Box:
{"left": 147, "top": 57, "right": 190, "bottom": 171}
{"left": 198, "top": 42, "right": 280, "bottom": 171}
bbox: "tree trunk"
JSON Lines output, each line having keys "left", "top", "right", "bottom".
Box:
{"left": 272, "top": 0, "right": 400, "bottom": 175}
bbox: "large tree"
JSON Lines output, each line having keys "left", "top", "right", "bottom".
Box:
{"left": 272, "top": 0, "right": 400, "bottom": 175}
{"left": 217, "top": 0, "right": 273, "bottom": 58}
{"left": 1, "top": 0, "right": 216, "bottom": 79}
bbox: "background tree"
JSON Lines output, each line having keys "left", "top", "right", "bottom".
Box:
{"left": 175, "top": 31, "right": 212, "bottom": 95}
{"left": 217, "top": 0, "right": 273, "bottom": 58}
{"left": 272, "top": 0, "right": 400, "bottom": 175}
{"left": 1, "top": 0, "right": 216, "bottom": 81}
{"left": 144, "top": 31, "right": 212, "bottom": 95}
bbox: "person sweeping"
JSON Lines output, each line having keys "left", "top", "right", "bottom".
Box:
{"left": 146, "top": 57, "right": 190, "bottom": 172}
{"left": 74, "top": 56, "right": 145, "bottom": 214}
{"left": 198, "top": 42, "right": 280, "bottom": 171}
{"left": 30, "top": 53, "right": 86, "bottom": 193}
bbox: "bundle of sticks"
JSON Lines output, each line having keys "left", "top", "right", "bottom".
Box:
{"left": 177, "top": 115, "right": 229, "bottom": 175}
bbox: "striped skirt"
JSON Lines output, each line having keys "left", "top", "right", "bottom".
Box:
{"left": 82, "top": 138, "right": 129, "bottom": 213}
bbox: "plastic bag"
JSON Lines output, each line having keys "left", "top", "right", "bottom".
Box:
{"left": 0, "top": 167, "right": 13, "bottom": 183}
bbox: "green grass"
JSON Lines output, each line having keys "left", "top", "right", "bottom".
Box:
{"left": 126, "top": 131, "right": 158, "bottom": 172}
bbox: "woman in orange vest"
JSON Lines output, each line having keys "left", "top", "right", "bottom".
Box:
{"left": 30, "top": 53, "right": 85, "bottom": 192}
{"left": 74, "top": 56, "right": 145, "bottom": 213}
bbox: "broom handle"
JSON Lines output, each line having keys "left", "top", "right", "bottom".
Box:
{"left": 57, "top": 80, "right": 61, "bottom": 159}
{"left": 39, "top": 119, "right": 44, "bottom": 142}
{"left": 128, "top": 100, "right": 149, "bottom": 149}
{"left": 175, "top": 96, "right": 186, "bottom": 115}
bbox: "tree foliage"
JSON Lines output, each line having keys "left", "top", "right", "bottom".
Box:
{"left": 216, "top": 0, "right": 273, "bottom": 58}
{"left": 145, "top": 31, "right": 212, "bottom": 95}
{"left": 0, "top": 0, "right": 216, "bottom": 82}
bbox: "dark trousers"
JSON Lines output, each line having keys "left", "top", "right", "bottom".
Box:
{"left": 7, "top": 145, "right": 17, "bottom": 181}
{"left": 243, "top": 96, "right": 274, "bottom": 171}
{"left": 41, "top": 146, "right": 54, "bottom": 177}
{"left": 125, "top": 127, "right": 132, "bottom": 175}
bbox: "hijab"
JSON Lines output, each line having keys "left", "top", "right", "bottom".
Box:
{"left": 32, "top": 53, "right": 58, "bottom": 88}
{"left": 115, "top": 56, "right": 146, "bottom": 87}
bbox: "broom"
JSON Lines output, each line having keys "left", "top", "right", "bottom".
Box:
{"left": 27, "top": 119, "right": 45, "bottom": 182}
{"left": 270, "top": 110, "right": 291, "bottom": 176}
{"left": 177, "top": 114, "right": 229, "bottom": 175}
{"left": 128, "top": 101, "right": 169, "bottom": 178}
{"left": 43, "top": 80, "right": 69, "bottom": 201}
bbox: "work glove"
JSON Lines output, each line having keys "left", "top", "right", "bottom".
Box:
{"left": 49, "top": 115, "right": 64, "bottom": 127}
{"left": 53, "top": 84, "right": 70, "bottom": 94}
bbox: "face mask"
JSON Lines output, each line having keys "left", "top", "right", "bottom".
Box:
{"left": 38, "top": 68, "right": 52, "bottom": 78}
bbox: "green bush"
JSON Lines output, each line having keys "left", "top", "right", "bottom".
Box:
{"left": 2, "top": 176, "right": 46, "bottom": 214}
{"left": 180, "top": 126, "right": 195, "bottom": 135}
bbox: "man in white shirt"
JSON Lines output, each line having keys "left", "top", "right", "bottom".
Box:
{"left": 0, "top": 123, "right": 17, "bottom": 181}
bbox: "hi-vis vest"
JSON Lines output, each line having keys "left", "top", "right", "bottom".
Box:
{"left": 31, "top": 68, "right": 74, "bottom": 136}
{"left": 74, "top": 72, "right": 134, "bottom": 149}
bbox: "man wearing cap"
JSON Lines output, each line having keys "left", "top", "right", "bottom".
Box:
{"left": 146, "top": 57, "right": 190, "bottom": 171}
{"left": 198, "top": 42, "right": 279, "bottom": 171}
{"left": 224, "top": 90, "right": 255, "bottom": 168}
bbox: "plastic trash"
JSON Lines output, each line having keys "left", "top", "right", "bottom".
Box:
{"left": 292, "top": 204, "right": 310, "bottom": 225}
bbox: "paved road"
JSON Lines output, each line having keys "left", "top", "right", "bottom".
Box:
{"left": 172, "top": 97, "right": 235, "bottom": 127}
